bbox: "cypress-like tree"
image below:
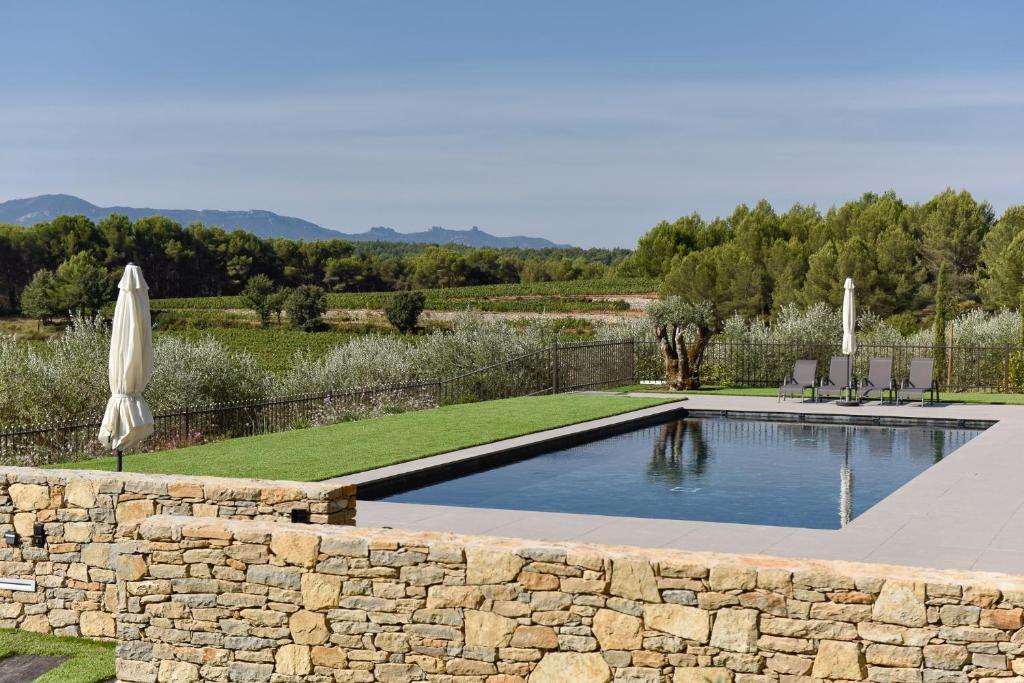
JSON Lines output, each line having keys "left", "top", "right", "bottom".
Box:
{"left": 933, "top": 264, "right": 948, "bottom": 384}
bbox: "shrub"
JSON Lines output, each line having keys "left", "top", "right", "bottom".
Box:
{"left": 385, "top": 291, "right": 426, "bottom": 333}
{"left": 240, "top": 275, "right": 276, "bottom": 326}
{"left": 286, "top": 285, "right": 327, "bottom": 331}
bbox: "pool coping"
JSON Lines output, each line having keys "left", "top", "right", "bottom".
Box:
{"left": 334, "top": 394, "right": 1024, "bottom": 575}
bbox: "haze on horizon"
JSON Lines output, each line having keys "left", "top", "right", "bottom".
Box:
{"left": 3, "top": 1, "right": 1024, "bottom": 248}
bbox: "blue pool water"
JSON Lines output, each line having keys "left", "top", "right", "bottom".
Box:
{"left": 378, "top": 416, "right": 982, "bottom": 529}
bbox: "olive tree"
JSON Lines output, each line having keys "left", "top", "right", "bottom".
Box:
{"left": 648, "top": 296, "right": 718, "bottom": 389}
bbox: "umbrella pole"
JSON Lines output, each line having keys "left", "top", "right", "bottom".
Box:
{"left": 116, "top": 449, "right": 123, "bottom": 473}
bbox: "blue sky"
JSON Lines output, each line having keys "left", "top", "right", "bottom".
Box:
{"left": 3, "top": 1, "right": 1024, "bottom": 247}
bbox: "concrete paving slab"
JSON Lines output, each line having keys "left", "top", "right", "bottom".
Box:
{"left": 347, "top": 394, "right": 1024, "bottom": 575}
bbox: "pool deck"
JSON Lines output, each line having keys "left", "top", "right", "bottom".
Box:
{"left": 346, "top": 394, "right": 1024, "bottom": 575}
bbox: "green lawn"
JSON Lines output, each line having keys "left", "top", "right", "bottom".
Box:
{"left": 65, "top": 394, "right": 676, "bottom": 481}
{"left": 0, "top": 629, "right": 114, "bottom": 683}
{"left": 613, "top": 384, "right": 1024, "bottom": 404}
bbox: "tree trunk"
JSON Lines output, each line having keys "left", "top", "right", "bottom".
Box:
{"left": 655, "top": 322, "right": 712, "bottom": 390}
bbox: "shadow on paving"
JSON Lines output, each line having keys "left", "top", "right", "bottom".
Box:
{"left": 0, "top": 655, "right": 66, "bottom": 682}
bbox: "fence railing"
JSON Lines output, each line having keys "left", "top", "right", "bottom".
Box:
{"left": 2, "top": 337, "right": 1017, "bottom": 467}
{"left": 0, "top": 339, "right": 639, "bottom": 467}
{"left": 634, "top": 340, "right": 1018, "bottom": 392}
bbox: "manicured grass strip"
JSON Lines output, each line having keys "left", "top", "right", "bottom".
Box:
{"left": 66, "top": 395, "right": 677, "bottom": 481}
{"left": 614, "top": 384, "right": 1024, "bottom": 404}
{"left": 0, "top": 629, "right": 115, "bottom": 683}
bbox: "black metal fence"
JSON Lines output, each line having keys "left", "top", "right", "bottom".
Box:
{"left": 3, "top": 337, "right": 1016, "bottom": 466}
{"left": 0, "top": 339, "right": 639, "bottom": 466}
{"left": 634, "top": 340, "right": 1017, "bottom": 392}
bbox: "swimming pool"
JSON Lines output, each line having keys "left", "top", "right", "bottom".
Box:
{"left": 373, "top": 414, "right": 983, "bottom": 529}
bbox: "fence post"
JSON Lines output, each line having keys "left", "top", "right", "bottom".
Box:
{"left": 1005, "top": 347, "right": 1012, "bottom": 393}
{"left": 552, "top": 342, "right": 560, "bottom": 394}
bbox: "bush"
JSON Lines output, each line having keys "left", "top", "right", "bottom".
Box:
{"left": 286, "top": 285, "right": 327, "bottom": 332}
{"left": 240, "top": 275, "right": 276, "bottom": 326}
{"left": 384, "top": 291, "right": 426, "bottom": 333}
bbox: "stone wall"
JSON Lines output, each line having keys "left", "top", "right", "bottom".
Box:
{"left": 0, "top": 467, "right": 355, "bottom": 638}
{"left": 119, "top": 515, "right": 1024, "bottom": 683}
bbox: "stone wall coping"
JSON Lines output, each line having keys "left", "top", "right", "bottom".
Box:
{"left": 0, "top": 466, "right": 355, "bottom": 498}
{"left": 137, "top": 514, "right": 1024, "bottom": 592}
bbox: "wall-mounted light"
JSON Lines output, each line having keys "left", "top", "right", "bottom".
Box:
{"left": 290, "top": 508, "right": 310, "bottom": 524}
{"left": 31, "top": 523, "right": 45, "bottom": 548}
{"left": 3, "top": 530, "right": 18, "bottom": 547}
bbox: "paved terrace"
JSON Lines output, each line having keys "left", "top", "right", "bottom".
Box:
{"left": 344, "top": 394, "right": 1024, "bottom": 575}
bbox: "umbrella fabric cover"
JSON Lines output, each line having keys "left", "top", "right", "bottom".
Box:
{"left": 841, "top": 277, "right": 857, "bottom": 356}
{"left": 98, "top": 265, "right": 155, "bottom": 451}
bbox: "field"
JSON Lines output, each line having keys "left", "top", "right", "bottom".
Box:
{"left": 150, "top": 277, "right": 658, "bottom": 313}
{"left": 66, "top": 394, "right": 675, "bottom": 481}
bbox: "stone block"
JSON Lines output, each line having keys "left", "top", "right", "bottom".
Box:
{"left": 301, "top": 573, "right": 342, "bottom": 611}
{"left": 466, "top": 610, "right": 516, "bottom": 647}
{"left": 466, "top": 547, "right": 524, "bottom": 584}
{"left": 270, "top": 530, "right": 319, "bottom": 567}
{"left": 674, "top": 667, "right": 735, "bottom": 683}
{"left": 711, "top": 609, "right": 760, "bottom": 654}
{"left": 290, "top": 610, "right": 329, "bottom": 645}
{"left": 873, "top": 581, "right": 927, "bottom": 627}
{"left": 644, "top": 604, "right": 711, "bottom": 642}
{"left": 276, "top": 644, "right": 311, "bottom": 675}
{"left": 593, "top": 608, "right": 643, "bottom": 650}
{"left": 9, "top": 483, "right": 50, "bottom": 510}
{"left": 813, "top": 640, "right": 867, "bottom": 680}
{"left": 610, "top": 557, "right": 661, "bottom": 602}
{"left": 531, "top": 652, "right": 612, "bottom": 683}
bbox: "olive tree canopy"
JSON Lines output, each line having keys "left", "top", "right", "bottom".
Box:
{"left": 647, "top": 297, "right": 718, "bottom": 389}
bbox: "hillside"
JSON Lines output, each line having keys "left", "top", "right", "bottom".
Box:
{"left": 0, "top": 194, "right": 570, "bottom": 247}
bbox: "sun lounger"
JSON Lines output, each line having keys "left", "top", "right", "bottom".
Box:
{"left": 898, "top": 357, "right": 939, "bottom": 405}
{"left": 779, "top": 359, "right": 817, "bottom": 402}
{"left": 817, "top": 356, "right": 851, "bottom": 402}
{"left": 859, "top": 357, "right": 895, "bottom": 404}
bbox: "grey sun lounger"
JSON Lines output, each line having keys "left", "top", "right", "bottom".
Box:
{"left": 779, "top": 359, "right": 817, "bottom": 402}
{"left": 817, "top": 356, "right": 851, "bottom": 402}
{"left": 898, "top": 357, "right": 939, "bottom": 405}
{"left": 859, "top": 357, "right": 895, "bottom": 403}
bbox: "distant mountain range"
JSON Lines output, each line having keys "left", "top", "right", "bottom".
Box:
{"left": 0, "top": 194, "right": 570, "bottom": 248}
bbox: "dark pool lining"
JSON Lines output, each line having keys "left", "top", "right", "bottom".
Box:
{"left": 356, "top": 406, "right": 993, "bottom": 500}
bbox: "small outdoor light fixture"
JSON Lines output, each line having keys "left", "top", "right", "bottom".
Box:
{"left": 31, "top": 523, "right": 46, "bottom": 548}
{"left": 3, "top": 530, "right": 18, "bottom": 547}
{"left": 290, "top": 508, "right": 310, "bottom": 524}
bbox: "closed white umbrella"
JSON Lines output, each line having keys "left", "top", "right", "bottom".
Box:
{"left": 97, "top": 264, "right": 154, "bottom": 470}
{"left": 840, "top": 277, "right": 857, "bottom": 404}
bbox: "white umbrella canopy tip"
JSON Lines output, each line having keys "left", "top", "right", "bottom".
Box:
{"left": 97, "top": 264, "right": 155, "bottom": 455}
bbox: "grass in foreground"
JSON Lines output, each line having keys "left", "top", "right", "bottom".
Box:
{"left": 613, "top": 384, "right": 1024, "bottom": 404}
{"left": 66, "top": 394, "right": 676, "bottom": 481}
{"left": 0, "top": 629, "right": 115, "bottom": 683}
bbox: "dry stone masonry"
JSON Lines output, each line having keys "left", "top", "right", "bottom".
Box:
{"left": 0, "top": 467, "right": 355, "bottom": 637}
{"left": 119, "top": 515, "right": 1024, "bottom": 683}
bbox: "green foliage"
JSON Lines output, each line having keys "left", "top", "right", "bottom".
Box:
{"left": 385, "top": 291, "right": 426, "bottom": 333}
{"left": 628, "top": 189, "right": 1016, "bottom": 320}
{"left": 1011, "top": 293, "right": 1024, "bottom": 393}
{"left": 19, "top": 252, "right": 112, "bottom": 320}
{"left": 0, "top": 214, "right": 625, "bottom": 308}
{"left": 934, "top": 263, "right": 948, "bottom": 382}
{"left": 285, "top": 285, "right": 327, "bottom": 331}
{"left": 647, "top": 297, "right": 717, "bottom": 330}
{"left": 239, "top": 274, "right": 277, "bottom": 326}
{"left": 980, "top": 206, "right": 1024, "bottom": 309}
{"left": 19, "top": 269, "right": 62, "bottom": 322}
{"left": 55, "top": 252, "right": 111, "bottom": 314}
